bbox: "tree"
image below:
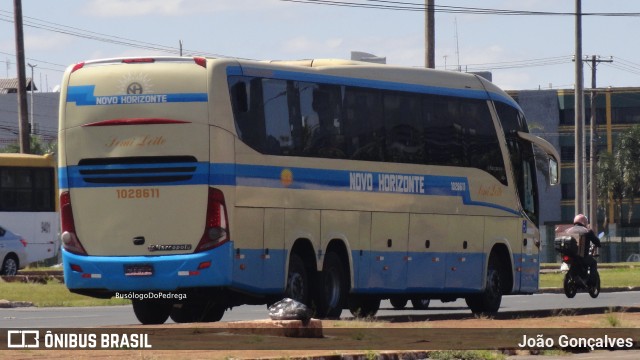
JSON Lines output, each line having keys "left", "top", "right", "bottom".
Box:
{"left": 597, "top": 151, "right": 623, "bottom": 229}
{"left": 617, "top": 125, "right": 640, "bottom": 224}
{"left": 0, "top": 135, "right": 56, "bottom": 155}
{"left": 597, "top": 124, "right": 640, "bottom": 226}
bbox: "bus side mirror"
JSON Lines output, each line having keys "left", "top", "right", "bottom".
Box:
{"left": 549, "top": 157, "right": 558, "bottom": 185}
{"left": 517, "top": 131, "right": 561, "bottom": 186}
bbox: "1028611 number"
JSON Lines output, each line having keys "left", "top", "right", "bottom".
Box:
{"left": 116, "top": 188, "right": 160, "bottom": 199}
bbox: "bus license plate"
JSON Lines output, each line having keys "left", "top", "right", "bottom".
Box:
{"left": 124, "top": 264, "right": 154, "bottom": 277}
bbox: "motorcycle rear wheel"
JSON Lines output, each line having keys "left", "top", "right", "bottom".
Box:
{"left": 563, "top": 272, "right": 577, "bottom": 298}
{"left": 588, "top": 271, "right": 601, "bottom": 298}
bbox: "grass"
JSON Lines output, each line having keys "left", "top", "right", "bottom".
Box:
{"left": 539, "top": 266, "right": 640, "bottom": 288}
{"left": 0, "top": 279, "right": 129, "bottom": 307}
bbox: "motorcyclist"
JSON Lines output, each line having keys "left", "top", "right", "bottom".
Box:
{"left": 566, "top": 214, "right": 601, "bottom": 283}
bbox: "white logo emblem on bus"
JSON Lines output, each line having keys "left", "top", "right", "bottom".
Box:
{"left": 127, "top": 82, "right": 143, "bottom": 94}
{"left": 119, "top": 73, "right": 153, "bottom": 94}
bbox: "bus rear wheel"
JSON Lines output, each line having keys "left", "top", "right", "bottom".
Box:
{"left": 170, "top": 300, "right": 226, "bottom": 323}
{"left": 315, "top": 252, "right": 347, "bottom": 319}
{"left": 285, "top": 253, "right": 310, "bottom": 305}
{"left": 132, "top": 299, "right": 172, "bottom": 325}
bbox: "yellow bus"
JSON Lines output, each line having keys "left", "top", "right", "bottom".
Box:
{"left": 0, "top": 153, "right": 60, "bottom": 270}
{"left": 58, "top": 56, "right": 559, "bottom": 324}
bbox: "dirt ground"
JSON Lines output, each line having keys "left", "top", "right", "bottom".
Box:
{"left": 4, "top": 309, "right": 640, "bottom": 359}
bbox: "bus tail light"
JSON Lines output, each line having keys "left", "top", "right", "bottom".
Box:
{"left": 195, "top": 188, "right": 229, "bottom": 253}
{"left": 70, "top": 62, "right": 85, "bottom": 73}
{"left": 60, "top": 191, "right": 87, "bottom": 255}
{"left": 194, "top": 57, "right": 207, "bottom": 68}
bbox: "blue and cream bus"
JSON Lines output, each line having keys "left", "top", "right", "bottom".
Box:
{"left": 58, "top": 56, "right": 559, "bottom": 324}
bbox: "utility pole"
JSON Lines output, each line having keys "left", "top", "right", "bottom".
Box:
{"left": 574, "top": 0, "right": 584, "bottom": 216}
{"left": 586, "top": 55, "right": 613, "bottom": 234}
{"left": 425, "top": 0, "right": 435, "bottom": 68}
{"left": 13, "top": 0, "right": 30, "bottom": 154}
{"left": 28, "top": 63, "right": 37, "bottom": 135}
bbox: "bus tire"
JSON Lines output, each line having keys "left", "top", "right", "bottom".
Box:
{"left": 1, "top": 255, "right": 18, "bottom": 276}
{"left": 390, "top": 297, "right": 408, "bottom": 309}
{"left": 315, "top": 252, "right": 348, "bottom": 319}
{"left": 201, "top": 303, "right": 226, "bottom": 322}
{"left": 170, "top": 300, "right": 224, "bottom": 323}
{"left": 465, "top": 268, "right": 502, "bottom": 315}
{"left": 410, "top": 297, "right": 430, "bottom": 310}
{"left": 132, "top": 299, "right": 172, "bottom": 325}
{"left": 170, "top": 303, "right": 194, "bottom": 323}
{"left": 348, "top": 296, "right": 380, "bottom": 318}
{"left": 285, "top": 253, "right": 310, "bottom": 305}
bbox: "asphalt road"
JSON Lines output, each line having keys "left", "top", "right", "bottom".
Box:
{"left": 2, "top": 290, "right": 639, "bottom": 328}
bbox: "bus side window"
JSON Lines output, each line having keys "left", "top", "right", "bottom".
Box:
{"left": 34, "top": 168, "right": 55, "bottom": 211}
{"left": 304, "top": 85, "right": 345, "bottom": 159}
{"left": 384, "top": 92, "right": 422, "bottom": 164}
{"left": 344, "top": 87, "right": 383, "bottom": 161}
{"left": 228, "top": 76, "right": 267, "bottom": 153}
{"left": 462, "top": 100, "right": 506, "bottom": 185}
{"left": 231, "top": 81, "right": 248, "bottom": 113}
{"left": 262, "top": 79, "right": 291, "bottom": 155}
{"left": 423, "top": 95, "right": 455, "bottom": 166}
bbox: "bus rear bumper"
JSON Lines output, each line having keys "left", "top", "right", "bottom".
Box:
{"left": 61, "top": 243, "right": 233, "bottom": 294}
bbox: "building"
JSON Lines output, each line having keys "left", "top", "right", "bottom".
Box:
{"left": 0, "top": 78, "right": 59, "bottom": 148}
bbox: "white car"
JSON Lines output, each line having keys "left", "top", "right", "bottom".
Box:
{"left": 627, "top": 253, "right": 640, "bottom": 262}
{"left": 0, "top": 225, "right": 28, "bottom": 275}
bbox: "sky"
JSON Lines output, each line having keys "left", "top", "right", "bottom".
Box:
{"left": 2, "top": 0, "right": 640, "bottom": 92}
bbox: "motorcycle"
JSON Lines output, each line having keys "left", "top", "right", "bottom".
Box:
{"left": 554, "top": 237, "right": 600, "bottom": 299}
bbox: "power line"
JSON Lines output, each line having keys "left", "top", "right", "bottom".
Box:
{"left": 280, "top": 0, "right": 640, "bottom": 16}
{"left": 0, "top": 10, "right": 234, "bottom": 59}
{"left": 460, "top": 56, "right": 573, "bottom": 72}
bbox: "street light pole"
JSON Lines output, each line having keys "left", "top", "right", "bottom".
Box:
{"left": 574, "top": 0, "right": 585, "bottom": 216}
{"left": 27, "top": 63, "right": 37, "bottom": 135}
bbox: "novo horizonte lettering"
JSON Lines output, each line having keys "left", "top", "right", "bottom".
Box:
{"left": 349, "top": 172, "right": 425, "bottom": 194}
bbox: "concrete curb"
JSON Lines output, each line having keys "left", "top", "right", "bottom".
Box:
{"left": 539, "top": 286, "right": 640, "bottom": 294}
{"left": 0, "top": 299, "right": 34, "bottom": 308}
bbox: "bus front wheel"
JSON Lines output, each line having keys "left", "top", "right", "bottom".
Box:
{"left": 132, "top": 299, "right": 172, "bottom": 325}
{"left": 465, "top": 268, "right": 502, "bottom": 314}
